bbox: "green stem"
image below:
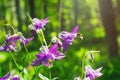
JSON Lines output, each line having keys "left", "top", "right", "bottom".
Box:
{"left": 49, "top": 67, "right": 52, "bottom": 80}
{"left": 81, "top": 51, "right": 88, "bottom": 79}
{"left": 41, "top": 30, "right": 47, "bottom": 46}
{"left": 81, "top": 54, "right": 85, "bottom": 78}
{"left": 0, "top": 66, "right": 1, "bottom": 76}
{"left": 9, "top": 51, "right": 20, "bottom": 70}
{"left": 4, "top": 24, "right": 16, "bottom": 33}
{"left": 27, "top": 13, "right": 33, "bottom": 23}
{"left": 37, "top": 33, "right": 44, "bottom": 46}
{"left": 23, "top": 44, "right": 31, "bottom": 62}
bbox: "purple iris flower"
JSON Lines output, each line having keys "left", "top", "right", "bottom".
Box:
{"left": 85, "top": 65, "right": 103, "bottom": 80}
{"left": 29, "top": 17, "right": 49, "bottom": 35}
{"left": 59, "top": 25, "right": 79, "bottom": 52}
{"left": 32, "top": 44, "right": 65, "bottom": 67}
{"left": 0, "top": 72, "right": 10, "bottom": 80}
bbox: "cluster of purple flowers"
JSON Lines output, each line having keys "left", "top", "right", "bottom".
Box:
{"left": 30, "top": 17, "right": 79, "bottom": 67}
{"left": 0, "top": 33, "right": 33, "bottom": 52}
{"left": 30, "top": 17, "right": 103, "bottom": 80}
{"left": 0, "top": 73, "right": 20, "bottom": 80}
{"left": 0, "top": 17, "right": 103, "bottom": 80}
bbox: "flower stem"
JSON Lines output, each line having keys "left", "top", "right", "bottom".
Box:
{"left": 23, "top": 44, "right": 31, "bottom": 62}
{"left": 81, "top": 51, "right": 88, "bottom": 79}
{"left": 9, "top": 51, "right": 20, "bottom": 70}
{"left": 49, "top": 67, "right": 52, "bottom": 80}
{"left": 41, "top": 30, "right": 47, "bottom": 46}
{"left": 37, "top": 33, "right": 44, "bottom": 46}
{"left": 4, "top": 24, "right": 16, "bottom": 33}
{"left": 27, "top": 13, "right": 33, "bottom": 23}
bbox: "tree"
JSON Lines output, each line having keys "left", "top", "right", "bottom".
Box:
{"left": 99, "top": 0, "right": 118, "bottom": 57}
{"left": 29, "top": 0, "right": 35, "bottom": 18}
{"left": 15, "top": 0, "right": 22, "bottom": 32}
{"left": 73, "top": 0, "right": 79, "bottom": 25}
{"left": 58, "top": 0, "right": 65, "bottom": 31}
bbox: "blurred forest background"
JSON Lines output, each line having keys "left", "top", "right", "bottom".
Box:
{"left": 0, "top": 0, "right": 120, "bottom": 80}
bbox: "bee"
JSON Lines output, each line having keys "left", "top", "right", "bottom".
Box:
{"left": 77, "top": 32, "right": 83, "bottom": 40}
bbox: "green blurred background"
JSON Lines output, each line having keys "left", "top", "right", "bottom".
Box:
{"left": 0, "top": 0, "right": 120, "bottom": 80}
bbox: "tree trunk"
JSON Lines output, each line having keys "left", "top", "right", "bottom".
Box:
{"left": 43, "top": 0, "right": 47, "bottom": 17}
{"left": 73, "top": 0, "right": 79, "bottom": 25}
{"left": 99, "top": 0, "right": 118, "bottom": 57}
{"left": 58, "top": 0, "right": 64, "bottom": 31}
{"left": 117, "top": 0, "right": 120, "bottom": 15}
{"left": 29, "top": 0, "right": 35, "bottom": 18}
{"left": 0, "top": 0, "right": 7, "bottom": 23}
{"left": 15, "top": 0, "right": 22, "bottom": 32}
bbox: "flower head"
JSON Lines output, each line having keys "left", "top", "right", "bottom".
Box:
{"left": 19, "top": 36, "right": 34, "bottom": 46}
{"left": 32, "top": 44, "right": 65, "bottom": 67}
{"left": 0, "top": 34, "right": 20, "bottom": 52}
{"left": 59, "top": 25, "right": 79, "bottom": 52}
{"left": 29, "top": 17, "right": 49, "bottom": 35}
{"left": 0, "top": 34, "right": 33, "bottom": 52}
{"left": 85, "top": 65, "right": 103, "bottom": 80}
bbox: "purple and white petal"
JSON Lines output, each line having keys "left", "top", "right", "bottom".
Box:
{"left": 49, "top": 44, "right": 58, "bottom": 54}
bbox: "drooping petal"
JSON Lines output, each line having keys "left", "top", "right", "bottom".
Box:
{"left": 53, "top": 51, "right": 65, "bottom": 60}
{"left": 63, "top": 42, "right": 69, "bottom": 52}
{"left": 31, "top": 58, "right": 42, "bottom": 66}
{"left": 31, "top": 53, "right": 45, "bottom": 66}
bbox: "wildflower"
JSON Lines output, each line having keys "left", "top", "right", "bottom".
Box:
{"left": 29, "top": 17, "right": 49, "bottom": 35}
{"left": 0, "top": 34, "right": 33, "bottom": 52}
{"left": 0, "top": 34, "right": 20, "bottom": 52}
{"left": 85, "top": 65, "right": 103, "bottom": 80}
{"left": 0, "top": 72, "right": 10, "bottom": 80}
{"left": 19, "top": 36, "right": 34, "bottom": 46}
{"left": 59, "top": 25, "right": 79, "bottom": 52}
{"left": 51, "top": 36, "right": 62, "bottom": 47}
{"left": 32, "top": 44, "right": 65, "bottom": 67}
